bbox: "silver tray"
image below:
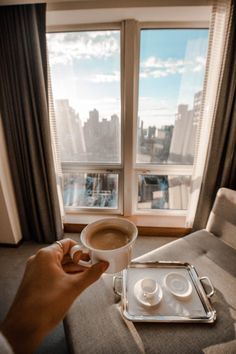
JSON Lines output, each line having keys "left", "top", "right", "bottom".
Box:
{"left": 113, "top": 261, "right": 216, "bottom": 323}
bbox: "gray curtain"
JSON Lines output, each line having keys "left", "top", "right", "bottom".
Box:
{"left": 0, "top": 4, "right": 63, "bottom": 242}
{"left": 193, "top": 2, "right": 236, "bottom": 230}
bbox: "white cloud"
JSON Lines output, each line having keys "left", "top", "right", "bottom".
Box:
{"left": 90, "top": 71, "right": 120, "bottom": 83}
{"left": 193, "top": 56, "right": 207, "bottom": 72}
{"left": 196, "top": 56, "right": 206, "bottom": 65}
{"left": 87, "top": 31, "right": 114, "bottom": 38}
{"left": 143, "top": 56, "right": 162, "bottom": 68}
{"left": 192, "top": 65, "right": 203, "bottom": 72}
{"left": 141, "top": 57, "right": 191, "bottom": 71}
{"left": 47, "top": 31, "right": 120, "bottom": 65}
{"left": 152, "top": 70, "right": 168, "bottom": 78}
{"left": 140, "top": 55, "right": 206, "bottom": 79}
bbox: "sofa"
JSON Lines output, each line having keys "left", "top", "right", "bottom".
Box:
{"left": 64, "top": 188, "right": 236, "bottom": 354}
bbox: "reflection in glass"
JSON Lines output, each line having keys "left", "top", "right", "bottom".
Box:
{"left": 137, "top": 29, "right": 208, "bottom": 165}
{"left": 63, "top": 173, "right": 118, "bottom": 209}
{"left": 138, "top": 175, "right": 191, "bottom": 210}
{"left": 47, "top": 30, "right": 121, "bottom": 164}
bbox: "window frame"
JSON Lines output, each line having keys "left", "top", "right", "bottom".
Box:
{"left": 124, "top": 21, "right": 209, "bottom": 216}
{"left": 47, "top": 23, "right": 124, "bottom": 215}
{"left": 47, "top": 19, "right": 210, "bottom": 222}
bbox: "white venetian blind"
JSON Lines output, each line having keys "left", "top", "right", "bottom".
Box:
{"left": 48, "top": 61, "right": 65, "bottom": 219}
{"left": 186, "top": 0, "right": 233, "bottom": 227}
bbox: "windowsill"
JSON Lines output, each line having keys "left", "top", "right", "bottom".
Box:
{"left": 64, "top": 214, "right": 191, "bottom": 237}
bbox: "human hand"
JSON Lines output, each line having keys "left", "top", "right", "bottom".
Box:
{"left": 0, "top": 238, "right": 108, "bottom": 354}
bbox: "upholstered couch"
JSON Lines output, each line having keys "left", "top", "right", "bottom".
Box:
{"left": 64, "top": 188, "right": 236, "bottom": 354}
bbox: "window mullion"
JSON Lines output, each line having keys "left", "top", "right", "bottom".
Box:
{"left": 134, "top": 164, "right": 193, "bottom": 175}
{"left": 122, "top": 19, "right": 139, "bottom": 216}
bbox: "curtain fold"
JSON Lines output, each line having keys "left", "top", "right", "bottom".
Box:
{"left": 0, "top": 4, "right": 63, "bottom": 242}
{"left": 193, "top": 0, "right": 236, "bottom": 230}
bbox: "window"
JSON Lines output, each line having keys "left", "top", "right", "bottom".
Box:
{"left": 47, "top": 19, "right": 209, "bottom": 223}
{"left": 135, "top": 28, "right": 208, "bottom": 213}
{"left": 47, "top": 29, "right": 122, "bottom": 212}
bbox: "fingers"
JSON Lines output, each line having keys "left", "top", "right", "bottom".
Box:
{"left": 62, "top": 253, "right": 91, "bottom": 273}
{"left": 48, "top": 238, "right": 79, "bottom": 263}
{"left": 54, "top": 239, "right": 90, "bottom": 262}
{"left": 53, "top": 238, "right": 78, "bottom": 256}
{"left": 62, "top": 262, "right": 85, "bottom": 274}
{"left": 73, "top": 261, "right": 109, "bottom": 294}
{"left": 71, "top": 250, "right": 90, "bottom": 264}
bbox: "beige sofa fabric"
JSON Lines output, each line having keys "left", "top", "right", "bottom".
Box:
{"left": 206, "top": 188, "right": 236, "bottom": 249}
{"left": 64, "top": 229, "right": 236, "bottom": 354}
{"left": 64, "top": 188, "right": 236, "bottom": 353}
{"left": 203, "top": 339, "right": 236, "bottom": 354}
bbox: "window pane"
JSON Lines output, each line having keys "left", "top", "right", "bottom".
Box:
{"left": 63, "top": 173, "right": 118, "bottom": 209}
{"left": 138, "top": 175, "right": 191, "bottom": 210}
{"left": 137, "top": 29, "right": 208, "bottom": 165}
{"left": 47, "top": 31, "right": 121, "bottom": 163}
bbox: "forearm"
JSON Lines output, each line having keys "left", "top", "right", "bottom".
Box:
{"left": 0, "top": 239, "right": 107, "bottom": 353}
{"left": 0, "top": 301, "right": 46, "bottom": 354}
{"left": 0, "top": 318, "right": 44, "bottom": 354}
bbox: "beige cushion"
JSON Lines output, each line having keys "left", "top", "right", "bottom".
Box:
{"left": 206, "top": 188, "right": 236, "bottom": 249}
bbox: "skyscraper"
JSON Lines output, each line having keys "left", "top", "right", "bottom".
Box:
{"left": 55, "top": 99, "right": 85, "bottom": 161}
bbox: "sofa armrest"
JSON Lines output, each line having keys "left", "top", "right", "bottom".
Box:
{"left": 206, "top": 188, "right": 236, "bottom": 249}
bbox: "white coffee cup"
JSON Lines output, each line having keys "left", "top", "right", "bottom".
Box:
{"left": 71, "top": 218, "right": 138, "bottom": 274}
{"left": 140, "top": 278, "right": 159, "bottom": 300}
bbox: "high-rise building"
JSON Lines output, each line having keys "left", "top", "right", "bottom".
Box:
{"left": 168, "top": 90, "right": 203, "bottom": 209}
{"left": 83, "top": 110, "right": 120, "bottom": 162}
{"left": 55, "top": 99, "right": 85, "bottom": 161}
{"left": 169, "top": 90, "right": 203, "bottom": 165}
{"left": 83, "top": 109, "right": 100, "bottom": 152}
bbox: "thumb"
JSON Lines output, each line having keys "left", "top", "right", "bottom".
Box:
{"left": 73, "top": 261, "right": 109, "bottom": 294}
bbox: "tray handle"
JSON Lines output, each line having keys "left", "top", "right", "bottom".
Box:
{"left": 113, "top": 275, "right": 123, "bottom": 296}
{"left": 199, "top": 276, "right": 214, "bottom": 298}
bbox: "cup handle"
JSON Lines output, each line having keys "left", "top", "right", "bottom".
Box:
{"left": 70, "top": 245, "right": 92, "bottom": 268}
{"left": 77, "top": 259, "right": 92, "bottom": 268}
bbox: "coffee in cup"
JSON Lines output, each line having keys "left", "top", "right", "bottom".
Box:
{"left": 88, "top": 227, "right": 131, "bottom": 250}
{"left": 74, "top": 218, "right": 138, "bottom": 274}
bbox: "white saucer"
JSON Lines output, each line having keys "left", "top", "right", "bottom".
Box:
{"left": 134, "top": 279, "right": 163, "bottom": 307}
{"left": 164, "top": 272, "right": 192, "bottom": 299}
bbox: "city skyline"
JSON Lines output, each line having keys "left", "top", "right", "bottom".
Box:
{"left": 55, "top": 88, "right": 202, "bottom": 165}
{"left": 54, "top": 86, "right": 201, "bottom": 131}
{"left": 47, "top": 28, "right": 208, "bottom": 128}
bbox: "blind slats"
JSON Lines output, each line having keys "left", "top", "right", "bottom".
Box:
{"left": 186, "top": 0, "right": 232, "bottom": 226}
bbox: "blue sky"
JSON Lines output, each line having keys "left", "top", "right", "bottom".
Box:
{"left": 47, "top": 28, "right": 208, "bottom": 128}
{"left": 138, "top": 29, "right": 208, "bottom": 127}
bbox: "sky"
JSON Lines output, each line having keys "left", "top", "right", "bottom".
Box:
{"left": 47, "top": 28, "right": 208, "bottom": 129}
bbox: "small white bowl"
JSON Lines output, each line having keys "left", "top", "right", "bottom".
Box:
{"left": 164, "top": 272, "right": 192, "bottom": 299}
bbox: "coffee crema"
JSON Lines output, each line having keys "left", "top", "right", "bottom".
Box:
{"left": 89, "top": 228, "right": 130, "bottom": 250}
